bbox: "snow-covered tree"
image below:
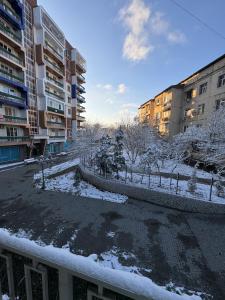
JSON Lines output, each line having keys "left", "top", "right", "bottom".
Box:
{"left": 112, "top": 128, "right": 126, "bottom": 177}
{"left": 95, "top": 135, "right": 114, "bottom": 175}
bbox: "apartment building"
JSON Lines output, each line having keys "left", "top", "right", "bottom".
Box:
{"left": 0, "top": 0, "right": 86, "bottom": 163}
{"left": 139, "top": 53, "right": 225, "bottom": 138}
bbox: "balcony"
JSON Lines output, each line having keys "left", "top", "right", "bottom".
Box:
{"left": 0, "top": 18, "right": 22, "bottom": 44}
{"left": 76, "top": 115, "right": 85, "bottom": 122}
{"left": 77, "top": 73, "right": 85, "bottom": 83}
{"left": 162, "top": 116, "right": 170, "bottom": 123}
{"left": 45, "top": 40, "right": 63, "bottom": 62}
{"left": 47, "top": 106, "right": 64, "bottom": 116}
{"left": 46, "top": 75, "right": 64, "bottom": 89}
{"left": 0, "top": 115, "right": 28, "bottom": 126}
{"left": 163, "top": 102, "right": 171, "bottom": 112}
{"left": 45, "top": 89, "right": 65, "bottom": 101}
{"left": 49, "top": 135, "right": 65, "bottom": 140}
{"left": 0, "top": 0, "right": 23, "bottom": 30}
{"left": 0, "top": 45, "right": 23, "bottom": 67}
{"left": 47, "top": 120, "right": 65, "bottom": 129}
{"left": 77, "top": 94, "right": 85, "bottom": 103}
{"left": 77, "top": 84, "right": 85, "bottom": 93}
{"left": 77, "top": 104, "right": 86, "bottom": 112}
{"left": 0, "top": 67, "right": 24, "bottom": 85}
{"left": 0, "top": 135, "right": 29, "bottom": 144}
{"left": 45, "top": 56, "right": 64, "bottom": 77}
{"left": 0, "top": 90, "right": 26, "bottom": 108}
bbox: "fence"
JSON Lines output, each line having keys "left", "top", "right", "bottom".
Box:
{"left": 80, "top": 155, "right": 223, "bottom": 203}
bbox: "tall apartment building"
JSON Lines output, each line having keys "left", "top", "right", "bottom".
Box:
{"left": 0, "top": 0, "right": 86, "bottom": 163}
{"left": 139, "top": 53, "right": 225, "bottom": 138}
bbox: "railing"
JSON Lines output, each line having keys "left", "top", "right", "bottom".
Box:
{"left": 0, "top": 91, "right": 25, "bottom": 106}
{"left": 77, "top": 73, "right": 85, "bottom": 82}
{"left": 0, "top": 0, "right": 21, "bottom": 22}
{"left": 0, "top": 19, "right": 22, "bottom": 43}
{"left": 77, "top": 95, "right": 85, "bottom": 103}
{"left": 77, "top": 115, "right": 85, "bottom": 121}
{"left": 77, "top": 84, "right": 85, "bottom": 93}
{"left": 1, "top": 115, "right": 27, "bottom": 124}
{"left": 0, "top": 136, "right": 29, "bottom": 143}
{"left": 77, "top": 104, "right": 86, "bottom": 112}
{"left": 163, "top": 102, "right": 171, "bottom": 112}
{"left": 0, "top": 46, "right": 23, "bottom": 66}
{"left": 47, "top": 106, "right": 64, "bottom": 115}
{"left": 49, "top": 135, "right": 65, "bottom": 139}
{"left": 47, "top": 121, "right": 65, "bottom": 128}
{"left": 45, "top": 41, "right": 63, "bottom": 61}
{"left": 46, "top": 75, "right": 64, "bottom": 89}
{"left": 0, "top": 68, "right": 24, "bottom": 84}
{"left": 45, "top": 89, "right": 64, "bottom": 101}
{"left": 45, "top": 56, "right": 64, "bottom": 76}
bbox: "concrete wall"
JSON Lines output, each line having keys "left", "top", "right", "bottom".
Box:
{"left": 79, "top": 166, "right": 225, "bottom": 215}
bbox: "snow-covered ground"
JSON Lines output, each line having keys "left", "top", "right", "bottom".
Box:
{"left": 0, "top": 229, "right": 203, "bottom": 300}
{"left": 34, "top": 158, "right": 80, "bottom": 180}
{"left": 119, "top": 172, "right": 225, "bottom": 204}
{"left": 35, "top": 171, "right": 127, "bottom": 203}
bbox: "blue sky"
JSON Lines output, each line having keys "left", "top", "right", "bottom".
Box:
{"left": 38, "top": 0, "right": 225, "bottom": 125}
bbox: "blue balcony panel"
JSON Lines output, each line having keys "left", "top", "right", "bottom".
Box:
{"left": 0, "top": 96, "right": 27, "bottom": 109}
{"left": 0, "top": 74, "right": 26, "bottom": 91}
{"left": 71, "top": 84, "right": 76, "bottom": 99}
{"left": 0, "top": 1, "right": 24, "bottom": 30}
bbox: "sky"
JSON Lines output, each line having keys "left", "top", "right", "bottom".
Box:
{"left": 38, "top": 0, "right": 225, "bottom": 125}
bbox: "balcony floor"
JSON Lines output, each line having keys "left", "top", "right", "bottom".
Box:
{"left": 0, "top": 164, "right": 224, "bottom": 299}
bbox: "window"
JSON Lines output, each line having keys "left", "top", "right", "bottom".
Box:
{"left": 6, "top": 127, "right": 17, "bottom": 137}
{"left": 199, "top": 82, "right": 207, "bottom": 95}
{"left": 197, "top": 104, "right": 205, "bottom": 115}
{"left": 5, "top": 107, "right": 15, "bottom": 116}
{"left": 184, "top": 125, "right": 189, "bottom": 132}
{"left": 155, "top": 112, "right": 161, "bottom": 120}
{"left": 68, "top": 108, "right": 71, "bottom": 115}
{"left": 215, "top": 99, "right": 225, "bottom": 110}
{"left": 156, "top": 99, "right": 160, "bottom": 105}
{"left": 218, "top": 74, "right": 225, "bottom": 88}
{"left": 186, "top": 90, "right": 193, "bottom": 101}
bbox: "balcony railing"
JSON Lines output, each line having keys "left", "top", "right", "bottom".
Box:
{"left": 77, "top": 104, "right": 85, "bottom": 112}
{"left": 46, "top": 75, "right": 64, "bottom": 89}
{"left": 47, "top": 121, "right": 65, "bottom": 128}
{"left": 45, "top": 89, "right": 64, "bottom": 101}
{"left": 77, "top": 73, "right": 85, "bottom": 83}
{"left": 1, "top": 115, "right": 27, "bottom": 124}
{"left": 0, "top": 45, "right": 23, "bottom": 66}
{"left": 77, "top": 84, "right": 85, "bottom": 93}
{"left": 0, "top": 136, "right": 29, "bottom": 143}
{"left": 0, "top": 19, "right": 22, "bottom": 44}
{"left": 0, "top": 90, "right": 25, "bottom": 106}
{"left": 77, "top": 115, "right": 85, "bottom": 122}
{"left": 45, "top": 56, "right": 64, "bottom": 76}
{"left": 0, "top": 1, "right": 21, "bottom": 22}
{"left": 49, "top": 135, "right": 65, "bottom": 139}
{"left": 47, "top": 106, "right": 64, "bottom": 115}
{"left": 45, "top": 41, "right": 63, "bottom": 61}
{"left": 77, "top": 94, "right": 85, "bottom": 103}
{"left": 0, "top": 68, "right": 24, "bottom": 84}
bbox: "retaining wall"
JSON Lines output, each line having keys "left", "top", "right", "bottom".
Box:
{"left": 78, "top": 166, "right": 225, "bottom": 215}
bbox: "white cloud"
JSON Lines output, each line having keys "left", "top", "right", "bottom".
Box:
{"left": 122, "top": 103, "right": 138, "bottom": 109}
{"left": 96, "top": 84, "right": 113, "bottom": 90}
{"left": 167, "top": 30, "right": 187, "bottom": 44}
{"left": 119, "top": 0, "right": 153, "bottom": 61}
{"left": 119, "top": 1, "right": 187, "bottom": 61}
{"left": 117, "top": 83, "right": 127, "bottom": 94}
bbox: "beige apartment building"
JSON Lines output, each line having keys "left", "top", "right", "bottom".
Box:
{"left": 139, "top": 53, "right": 225, "bottom": 138}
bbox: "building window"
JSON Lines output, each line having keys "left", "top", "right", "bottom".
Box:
{"left": 184, "top": 125, "right": 188, "bottom": 132}
{"left": 199, "top": 82, "right": 207, "bottom": 95}
{"left": 186, "top": 89, "right": 193, "bottom": 102}
{"left": 197, "top": 104, "right": 205, "bottom": 115}
{"left": 156, "top": 99, "right": 160, "bottom": 105}
{"left": 6, "top": 127, "right": 17, "bottom": 137}
{"left": 217, "top": 74, "right": 225, "bottom": 88}
{"left": 215, "top": 99, "right": 225, "bottom": 110}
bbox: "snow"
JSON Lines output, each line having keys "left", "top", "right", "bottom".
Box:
{"left": 2, "top": 295, "right": 10, "bottom": 300}
{"left": 34, "top": 158, "right": 80, "bottom": 180}
{"left": 0, "top": 161, "right": 24, "bottom": 170}
{"left": 35, "top": 171, "right": 128, "bottom": 203}
{"left": 0, "top": 229, "right": 201, "bottom": 300}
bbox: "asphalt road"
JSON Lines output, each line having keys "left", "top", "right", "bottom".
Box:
{"left": 0, "top": 163, "right": 225, "bottom": 299}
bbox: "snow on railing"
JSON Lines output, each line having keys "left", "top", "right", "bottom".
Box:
{"left": 0, "top": 229, "right": 200, "bottom": 300}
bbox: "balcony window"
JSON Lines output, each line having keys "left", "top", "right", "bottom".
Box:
{"left": 217, "top": 74, "right": 225, "bottom": 88}
{"left": 197, "top": 104, "right": 205, "bottom": 115}
{"left": 215, "top": 99, "right": 225, "bottom": 110}
{"left": 199, "top": 82, "right": 207, "bottom": 95}
{"left": 6, "top": 126, "right": 17, "bottom": 137}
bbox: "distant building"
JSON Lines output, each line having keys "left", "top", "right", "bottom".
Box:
{"left": 138, "top": 54, "right": 225, "bottom": 138}
{"left": 0, "top": 0, "right": 87, "bottom": 163}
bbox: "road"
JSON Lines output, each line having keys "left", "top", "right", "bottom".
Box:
{"left": 0, "top": 163, "right": 225, "bottom": 299}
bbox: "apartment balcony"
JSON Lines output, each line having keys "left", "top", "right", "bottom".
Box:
{"left": 49, "top": 135, "right": 65, "bottom": 141}
{"left": 77, "top": 104, "right": 86, "bottom": 112}
{"left": 77, "top": 84, "right": 85, "bottom": 94}
{"left": 0, "top": 115, "right": 28, "bottom": 127}
{"left": 47, "top": 120, "right": 65, "bottom": 129}
{"left": 0, "top": 18, "right": 22, "bottom": 46}
{"left": 45, "top": 89, "right": 65, "bottom": 102}
{"left": 45, "top": 56, "right": 64, "bottom": 77}
{"left": 76, "top": 115, "right": 85, "bottom": 122}
{"left": 0, "top": 90, "right": 26, "bottom": 108}
{"left": 0, "top": 0, "right": 23, "bottom": 30}
{"left": 0, "top": 45, "right": 24, "bottom": 68}
{"left": 0, "top": 135, "right": 29, "bottom": 145}
{"left": 47, "top": 105, "right": 65, "bottom": 116}
{"left": 0, "top": 67, "right": 24, "bottom": 86}
{"left": 77, "top": 94, "right": 85, "bottom": 103}
{"left": 162, "top": 116, "right": 170, "bottom": 123}
{"left": 77, "top": 73, "right": 85, "bottom": 83}
{"left": 45, "top": 40, "right": 64, "bottom": 63}
{"left": 163, "top": 102, "right": 171, "bottom": 112}
{"left": 46, "top": 75, "right": 64, "bottom": 89}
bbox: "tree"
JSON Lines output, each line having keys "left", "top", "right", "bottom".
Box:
{"left": 95, "top": 135, "right": 114, "bottom": 176}
{"left": 112, "top": 128, "right": 126, "bottom": 178}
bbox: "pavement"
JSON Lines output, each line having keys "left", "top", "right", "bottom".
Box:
{"left": 0, "top": 163, "right": 225, "bottom": 299}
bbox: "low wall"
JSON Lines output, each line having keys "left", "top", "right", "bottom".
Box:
{"left": 78, "top": 166, "right": 225, "bottom": 215}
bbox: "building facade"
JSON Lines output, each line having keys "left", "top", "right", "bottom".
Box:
{"left": 139, "top": 54, "right": 225, "bottom": 138}
{"left": 0, "top": 0, "right": 86, "bottom": 163}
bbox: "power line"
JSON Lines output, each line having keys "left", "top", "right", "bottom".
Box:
{"left": 169, "top": 0, "right": 225, "bottom": 41}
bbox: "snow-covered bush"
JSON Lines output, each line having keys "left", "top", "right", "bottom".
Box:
{"left": 214, "top": 179, "right": 225, "bottom": 198}
{"left": 95, "top": 135, "right": 114, "bottom": 175}
{"left": 112, "top": 128, "right": 126, "bottom": 178}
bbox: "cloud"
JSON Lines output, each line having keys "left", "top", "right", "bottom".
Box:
{"left": 122, "top": 103, "right": 138, "bottom": 109}
{"left": 119, "top": 0, "right": 153, "bottom": 61}
{"left": 167, "top": 30, "right": 187, "bottom": 44}
{"left": 96, "top": 84, "right": 113, "bottom": 90}
{"left": 117, "top": 83, "right": 127, "bottom": 94}
{"left": 119, "top": 1, "right": 187, "bottom": 61}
